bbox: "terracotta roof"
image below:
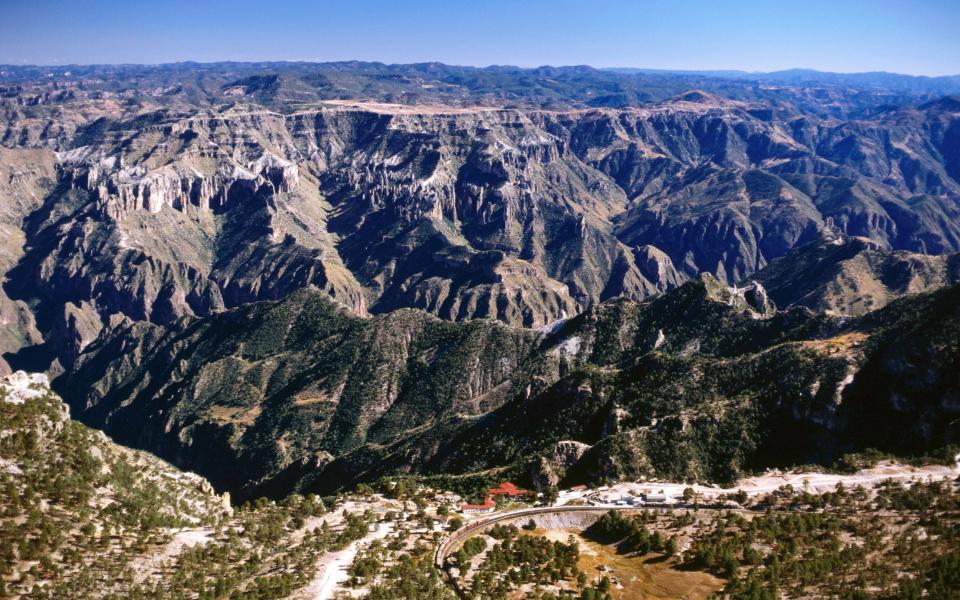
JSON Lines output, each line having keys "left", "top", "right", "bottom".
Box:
{"left": 462, "top": 496, "right": 495, "bottom": 510}
{"left": 488, "top": 482, "right": 528, "bottom": 496}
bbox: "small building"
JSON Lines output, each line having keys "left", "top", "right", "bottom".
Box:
{"left": 569, "top": 484, "right": 588, "bottom": 492}
{"left": 643, "top": 493, "right": 668, "bottom": 504}
{"left": 461, "top": 496, "right": 496, "bottom": 514}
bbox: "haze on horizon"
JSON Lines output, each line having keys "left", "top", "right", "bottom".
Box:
{"left": 1, "top": 0, "right": 959, "bottom": 77}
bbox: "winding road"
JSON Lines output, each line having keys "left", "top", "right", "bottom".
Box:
{"left": 433, "top": 503, "right": 750, "bottom": 597}
{"left": 433, "top": 505, "right": 663, "bottom": 597}
{"left": 434, "top": 506, "right": 641, "bottom": 579}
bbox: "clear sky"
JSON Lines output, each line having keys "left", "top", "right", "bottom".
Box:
{"left": 1, "top": 0, "right": 958, "bottom": 76}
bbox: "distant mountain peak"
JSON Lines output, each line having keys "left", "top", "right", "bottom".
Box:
{"left": 667, "top": 89, "right": 732, "bottom": 106}
{"left": 918, "top": 95, "right": 960, "bottom": 112}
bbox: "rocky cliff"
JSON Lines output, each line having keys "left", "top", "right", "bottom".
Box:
{"left": 2, "top": 63, "right": 960, "bottom": 498}
{"left": 755, "top": 235, "right": 960, "bottom": 315}
{"left": 0, "top": 147, "right": 54, "bottom": 374}
{"left": 2, "top": 89, "right": 959, "bottom": 376}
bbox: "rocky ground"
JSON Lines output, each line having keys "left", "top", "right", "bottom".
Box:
{"left": 585, "top": 456, "right": 960, "bottom": 506}
{"left": 0, "top": 371, "right": 459, "bottom": 599}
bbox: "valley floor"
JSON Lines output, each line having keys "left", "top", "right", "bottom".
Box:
{"left": 533, "top": 529, "right": 725, "bottom": 600}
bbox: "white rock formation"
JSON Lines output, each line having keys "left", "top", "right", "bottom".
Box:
{"left": 1, "top": 371, "right": 50, "bottom": 405}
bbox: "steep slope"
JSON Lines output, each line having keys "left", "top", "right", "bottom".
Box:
{"left": 415, "top": 280, "right": 960, "bottom": 488}
{"left": 58, "top": 289, "right": 543, "bottom": 499}
{"left": 754, "top": 234, "right": 960, "bottom": 315}
{"left": 3, "top": 93, "right": 959, "bottom": 377}
{"left": 57, "top": 276, "right": 960, "bottom": 498}
{"left": 0, "top": 147, "right": 54, "bottom": 374}
{"left": 0, "top": 370, "right": 423, "bottom": 600}
{"left": 0, "top": 371, "right": 231, "bottom": 597}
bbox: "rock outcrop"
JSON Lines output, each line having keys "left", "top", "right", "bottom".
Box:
{"left": 548, "top": 440, "right": 592, "bottom": 471}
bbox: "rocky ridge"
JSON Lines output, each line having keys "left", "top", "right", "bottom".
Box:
{"left": 0, "top": 370, "right": 232, "bottom": 596}
{"left": 1, "top": 63, "right": 960, "bottom": 501}
{"left": 1, "top": 90, "right": 959, "bottom": 375}
{"left": 55, "top": 271, "right": 960, "bottom": 498}
{"left": 755, "top": 234, "right": 960, "bottom": 315}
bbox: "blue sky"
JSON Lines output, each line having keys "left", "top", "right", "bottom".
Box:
{"left": 1, "top": 0, "right": 958, "bottom": 75}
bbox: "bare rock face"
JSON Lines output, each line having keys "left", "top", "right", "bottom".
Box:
{"left": 699, "top": 275, "right": 777, "bottom": 319}
{"left": 742, "top": 281, "right": 773, "bottom": 315}
{"left": 633, "top": 245, "right": 683, "bottom": 291}
{"left": 1, "top": 371, "right": 51, "bottom": 405}
{"left": 0, "top": 147, "right": 55, "bottom": 374}
{"left": 602, "top": 406, "right": 631, "bottom": 437}
{"left": 48, "top": 301, "right": 103, "bottom": 368}
{"left": 547, "top": 440, "right": 591, "bottom": 470}
{"left": 529, "top": 456, "right": 560, "bottom": 493}
{"left": 2, "top": 77, "right": 960, "bottom": 376}
{"left": 61, "top": 147, "right": 300, "bottom": 217}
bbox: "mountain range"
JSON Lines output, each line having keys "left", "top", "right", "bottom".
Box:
{"left": 1, "top": 61, "right": 959, "bottom": 499}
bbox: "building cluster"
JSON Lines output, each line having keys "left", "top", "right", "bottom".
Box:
{"left": 608, "top": 494, "right": 667, "bottom": 506}
{"left": 591, "top": 490, "right": 672, "bottom": 506}
{"left": 460, "top": 482, "right": 531, "bottom": 514}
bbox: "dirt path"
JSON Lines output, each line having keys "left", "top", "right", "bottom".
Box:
{"left": 294, "top": 521, "right": 392, "bottom": 600}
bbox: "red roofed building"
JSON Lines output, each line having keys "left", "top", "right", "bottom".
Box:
{"left": 488, "top": 481, "right": 529, "bottom": 499}
{"left": 461, "top": 496, "right": 496, "bottom": 514}
{"left": 461, "top": 482, "right": 530, "bottom": 513}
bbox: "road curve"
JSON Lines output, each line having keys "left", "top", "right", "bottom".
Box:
{"left": 435, "top": 506, "right": 631, "bottom": 573}
{"left": 434, "top": 503, "right": 749, "bottom": 597}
